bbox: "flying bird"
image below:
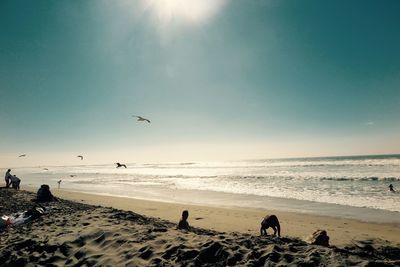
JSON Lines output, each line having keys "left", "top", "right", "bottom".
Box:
{"left": 115, "top": 163, "right": 127, "bottom": 168}
{"left": 77, "top": 155, "right": 83, "bottom": 160}
{"left": 132, "top": 115, "right": 151, "bottom": 123}
{"left": 18, "top": 154, "right": 26, "bottom": 157}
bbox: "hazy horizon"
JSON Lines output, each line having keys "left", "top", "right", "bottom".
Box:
{"left": 1, "top": 0, "right": 400, "bottom": 167}
{"left": 2, "top": 152, "right": 400, "bottom": 169}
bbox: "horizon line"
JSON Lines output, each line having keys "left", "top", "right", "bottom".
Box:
{"left": 2, "top": 152, "right": 399, "bottom": 169}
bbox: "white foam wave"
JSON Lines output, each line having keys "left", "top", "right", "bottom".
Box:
{"left": 15, "top": 155, "right": 400, "bottom": 213}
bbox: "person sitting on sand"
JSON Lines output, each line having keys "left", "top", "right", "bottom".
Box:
{"left": 260, "top": 214, "right": 281, "bottom": 237}
{"left": 9, "top": 175, "right": 21, "bottom": 190}
{"left": 177, "top": 210, "right": 190, "bottom": 230}
{"left": 35, "top": 184, "right": 57, "bottom": 202}
{"left": 309, "top": 229, "right": 330, "bottom": 246}
{"left": 389, "top": 184, "right": 395, "bottom": 192}
{"left": 4, "top": 169, "right": 12, "bottom": 188}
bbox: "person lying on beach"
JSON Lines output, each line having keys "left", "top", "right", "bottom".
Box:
{"left": 9, "top": 175, "right": 20, "bottom": 190}
{"left": 389, "top": 184, "right": 395, "bottom": 192}
{"left": 260, "top": 214, "right": 281, "bottom": 237}
{"left": 4, "top": 169, "right": 11, "bottom": 188}
{"left": 177, "top": 210, "right": 190, "bottom": 230}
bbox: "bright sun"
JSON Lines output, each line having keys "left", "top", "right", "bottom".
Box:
{"left": 143, "top": 0, "right": 227, "bottom": 25}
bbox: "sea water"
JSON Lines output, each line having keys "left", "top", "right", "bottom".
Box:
{"left": 11, "top": 154, "right": 400, "bottom": 222}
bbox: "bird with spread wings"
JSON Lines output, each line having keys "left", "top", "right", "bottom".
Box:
{"left": 115, "top": 163, "right": 127, "bottom": 168}
{"left": 132, "top": 115, "right": 151, "bottom": 123}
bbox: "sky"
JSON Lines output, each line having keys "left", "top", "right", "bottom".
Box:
{"left": 1, "top": 0, "right": 400, "bottom": 166}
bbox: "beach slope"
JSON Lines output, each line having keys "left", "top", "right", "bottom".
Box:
{"left": 1, "top": 189, "right": 399, "bottom": 266}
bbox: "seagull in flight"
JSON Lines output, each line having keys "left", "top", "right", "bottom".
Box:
{"left": 115, "top": 163, "right": 127, "bottom": 168}
{"left": 132, "top": 115, "right": 151, "bottom": 123}
{"left": 77, "top": 155, "right": 83, "bottom": 160}
{"left": 18, "top": 154, "right": 26, "bottom": 158}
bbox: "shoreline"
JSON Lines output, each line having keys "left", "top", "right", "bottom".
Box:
{"left": 22, "top": 180, "right": 400, "bottom": 224}
{"left": 25, "top": 186, "right": 400, "bottom": 246}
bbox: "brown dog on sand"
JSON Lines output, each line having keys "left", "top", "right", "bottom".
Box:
{"left": 260, "top": 215, "right": 281, "bottom": 237}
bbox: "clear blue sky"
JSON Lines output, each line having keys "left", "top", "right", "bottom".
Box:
{"left": 1, "top": 0, "right": 399, "bottom": 166}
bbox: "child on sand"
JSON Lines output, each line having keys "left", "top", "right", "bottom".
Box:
{"left": 9, "top": 175, "right": 20, "bottom": 190}
{"left": 177, "top": 210, "right": 190, "bottom": 230}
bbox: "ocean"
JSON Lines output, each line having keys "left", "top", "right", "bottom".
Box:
{"left": 10, "top": 154, "right": 400, "bottom": 223}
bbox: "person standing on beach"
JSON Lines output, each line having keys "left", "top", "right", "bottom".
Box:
{"left": 4, "top": 169, "right": 12, "bottom": 188}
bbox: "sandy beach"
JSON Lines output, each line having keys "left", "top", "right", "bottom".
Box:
{"left": 1, "top": 188, "right": 399, "bottom": 266}
{"left": 36, "top": 187, "right": 400, "bottom": 247}
{"left": 3, "top": 0, "right": 400, "bottom": 266}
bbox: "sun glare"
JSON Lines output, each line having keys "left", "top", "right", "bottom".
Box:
{"left": 142, "top": 0, "right": 227, "bottom": 25}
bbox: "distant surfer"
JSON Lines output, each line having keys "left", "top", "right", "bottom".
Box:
{"left": 389, "top": 184, "right": 395, "bottom": 192}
